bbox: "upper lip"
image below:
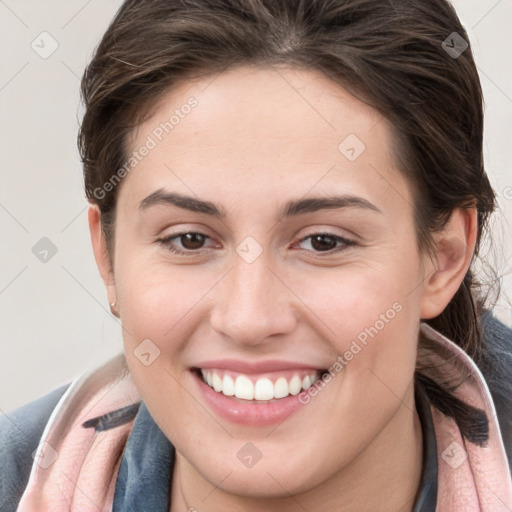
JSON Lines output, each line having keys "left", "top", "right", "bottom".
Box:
{"left": 193, "top": 359, "right": 325, "bottom": 374}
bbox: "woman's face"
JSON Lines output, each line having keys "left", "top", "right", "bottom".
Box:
{"left": 108, "top": 65, "right": 431, "bottom": 497}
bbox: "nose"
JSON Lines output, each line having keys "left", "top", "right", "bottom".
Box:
{"left": 209, "top": 253, "right": 298, "bottom": 347}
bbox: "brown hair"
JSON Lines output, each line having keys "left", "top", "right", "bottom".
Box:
{"left": 78, "top": 0, "right": 498, "bottom": 441}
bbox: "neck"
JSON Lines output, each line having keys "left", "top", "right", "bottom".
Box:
{"left": 171, "top": 382, "right": 423, "bottom": 512}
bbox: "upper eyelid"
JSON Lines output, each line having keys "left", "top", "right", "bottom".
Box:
{"left": 297, "top": 231, "right": 354, "bottom": 242}
{"left": 159, "top": 222, "right": 356, "bottom": 239}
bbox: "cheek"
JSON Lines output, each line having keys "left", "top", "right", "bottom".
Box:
{"left": 117, "top": 263, "right": 210, "bottom": 442}
{"left": 290, "top": 258, "right": 422, "bottom": 404}
{"left": 116, "top": 256, "right": 215, "bottom": 346}
{"left": 113, "top": 260, "right": 208, "bottom": 401}
{"left": 290, "top": 257, "right": 420, "bottom": 347}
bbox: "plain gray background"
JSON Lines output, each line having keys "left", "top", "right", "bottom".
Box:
{"left": 1, "top": 0, "right": 511, "bottom": 413}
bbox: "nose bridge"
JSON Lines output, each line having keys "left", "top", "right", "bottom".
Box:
{"left": 209, "top": 250, "right": 296, "bottom": 344}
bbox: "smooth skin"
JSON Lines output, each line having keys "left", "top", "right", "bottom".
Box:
{"left": 89, "top": 65, "right": 477, "bottom": 512}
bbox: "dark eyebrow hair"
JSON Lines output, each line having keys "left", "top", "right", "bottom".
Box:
{"left": 278, "top": 195, "right": 381, "bottom": 219}
{"left": 140, "top": 189, "right": 226, "bottom": 218}
{"left": 139, "top": 189, "right": 382, "bottom": 219}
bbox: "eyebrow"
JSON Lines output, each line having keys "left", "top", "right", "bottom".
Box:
{"left": 140, "top": 189, "right": 226, "bottom": 218}
{"left": 139, "top": 189, "right": 382, "bottom": 220}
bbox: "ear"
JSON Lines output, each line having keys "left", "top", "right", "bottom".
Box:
{"left": 420, "top": 207, "right": 478, "bottom": 319}
{"left": 88, "top": 204, "right": 118, "bottom": 314}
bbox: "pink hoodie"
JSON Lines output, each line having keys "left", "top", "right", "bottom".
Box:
{"left": 17, "top": 323, "right": 512, "bottom": 511}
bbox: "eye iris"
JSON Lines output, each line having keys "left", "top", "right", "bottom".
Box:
{"left": 181, "top": 233, "right": 205, "bottom": 250}
{"left": 310, "top": 234, "right": 337, "bottom": 251}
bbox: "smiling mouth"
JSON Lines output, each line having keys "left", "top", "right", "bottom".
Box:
{"left": 195, "top": 368, "right": 324, "bottom": 402}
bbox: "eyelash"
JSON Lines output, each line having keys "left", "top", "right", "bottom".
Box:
{"left": 156, "top": 231, "right": 356, "bottom": 257}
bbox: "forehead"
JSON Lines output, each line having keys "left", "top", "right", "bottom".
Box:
{"left": 119, "top": 65, "right": 412, "bottom": 216}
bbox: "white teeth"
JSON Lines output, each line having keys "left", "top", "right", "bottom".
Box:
{"left": 235, "top": 375, "right": 254, "bottom": 400}
{"left": 254, "top": 378, "right": 274, "bottom": 400}
{"left": 212, "top": 373, "right": 223, "bottom": 392}
{"left": 274, "top": 377, "right": 289, "bottom": 399}
{"left": 200, "top": 369, "right": 321, "bottom": 401}
{"left": 222, "top": 375, "right": 235, "bottom": 396}
{"left": 302, "top": 375, "right": 312, "bottom": 390}
{"left": 288, "top": 375, "right": 302, "bottom": 395}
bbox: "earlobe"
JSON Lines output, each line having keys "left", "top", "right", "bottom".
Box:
{"left": 420, "top": 207, "right": 478, "bottom": 319}
{"left": 88, "top": 204, "right": 117, "bottom": 312}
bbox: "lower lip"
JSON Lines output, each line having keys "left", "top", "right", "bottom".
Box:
{"left": 192, "top": 371, "right": 308, "bottom": 426}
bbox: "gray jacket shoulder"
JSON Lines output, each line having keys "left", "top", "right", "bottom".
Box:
{"left": 479, "top": 310, "right": 512, "bottom": 469}
{"left": 0, "top": 383, "right": 70, "bottom": 512}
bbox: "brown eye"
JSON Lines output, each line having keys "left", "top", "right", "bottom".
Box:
{"left": 296, "top": 232, "right": 356, "bottom": 254}
{"left": 179, "top": 232, "right": 206, "bottom": 250}
{"left": 310, "top": 234, "right": 338, "bottom": 251}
